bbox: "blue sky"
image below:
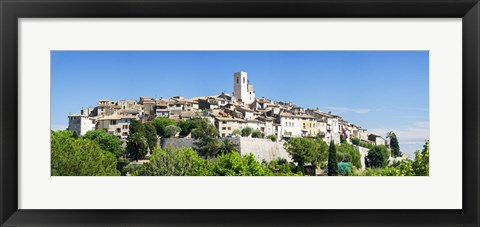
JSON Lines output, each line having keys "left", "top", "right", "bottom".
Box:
{"left": 51, "top": 51, "right": 429, "bottom": 156}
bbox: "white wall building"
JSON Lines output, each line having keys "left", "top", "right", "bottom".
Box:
{"left": 67, "top": 114, "right": 96, "bottom": 136}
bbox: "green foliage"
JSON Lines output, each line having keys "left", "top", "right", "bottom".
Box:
{"left": 351, "top": 137, "right": 360, "bottom": 146}
{"left": 358, "top": 140, "right": 374, "bottom": 149}
{"left": 152, "top": 117, "right": 177, "bottom": 137}
{"left": 164, "top": 125, "right": 182, "bottom": 138}
{"left": 241, "top": 127, "right": 253, "bottom": 137}
{"left": 412, "top": 140, "right": 429, "bottom": 176}
{"left": 327, "top": 140, "right": 338, "bottom": 176}
{"left": 266, "top": 135, "right": 277, "bottom": 142}
{"left": 251, "top": 130, "right": 263, "bottom": 138}
{"left": 218, "top": 139, "right": 238, "bottom": 155}
{"left": 232, "top": 129, "right": 242, "bottom": 136}
{"left": 337, "top": 142, "right": 362, "bottom": 168}
{"left": 213, "top": 152, "right": 272, "bottom": 176}
{"left": 284, "top": 137, "right": 328, "bottom": 174}
{"left": 82, "top": 130, "right": 122, "bottom": 157}
{"left": 191, "top": 120, "right": 220, "bottom": 157}
{"left": 145, "top": 123, "right": 158, "bottom": 152}
{"left": 51, "top": 130, "right": 120, "bottom": 176}
{"left": 129, "top": 147, "right": 214, "bottom": 176}
{"left": 340, "top": 134, "right": 346, "bottom": 143}
{"left": 266, "top": 159, "right": 302, "bottom": 176}
{"left": 129, "top": 119, "right": 145, "bottom": 136}
{"left": 126, "top": 132, "right": 148, "bottom": 162}
{"left": 387, "top": 131, "right": 400, "bottom": 157}
{"left": 177, "top": 119, "right": 207, "bottom": 137}
{"left": 366, "top": 145, "right": 390, "bottom": 168}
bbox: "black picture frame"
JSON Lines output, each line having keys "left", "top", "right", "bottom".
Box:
{"left": 1, "top": 0, "right": 479, "bottom": 226}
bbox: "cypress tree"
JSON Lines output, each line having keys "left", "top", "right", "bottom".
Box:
{"left": 390, "top": 136, "right": 400, "bottom": 157}
{"left": 327, "top": 140, "right": 338, "bottom": 176}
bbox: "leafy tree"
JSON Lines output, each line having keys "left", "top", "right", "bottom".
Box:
{"left": 218, "top": 139, "right": 238, "bottom": 155}
{"left": 129, "top": 119, "right": 145, "bottom": 136}
{"left": 130, "top": 147, "right": 214, "bottom": 176}
{"left": 327, "top": 140, "right": 338, "bottom": 176}
{"left": 366, "top": 145, "right": 390, "bottom": 168}
{"left": 266, "top": 158, "right": 302, "bottom": 176}
{"left": 266, "top": 135, "right": 277, "bottom": 142}
{"left": 284, "top": 137, "right": 328, "bottom": 174}
{"left": 164, "top": 125, "right": 182, "bottom": 138}
{"left": 232, "top": 129, "right": 242, "bottom": 137}
{"left": 387, "top": 131, "right": 400, "bottom": 157}
{"left": 82, "top": 130, "right": 122, "bottom": 157}
{"left": 241, "top": 127, "right": 253, "bottom": 137}
{"left": 213, "top": 152, "right": 272, "bottom": 176}
{"left": 126, "top": 132, "right": 148, "bottom": 162}
{"left": 191, "top": 120, "right": 220, "bottom": 158}
{"left": 351, "top": 137, "right": 360, "bottom": 146}
{"left": 177, "top": 119, "right": 207, "bottom": 137}
{"left": 251, "top": 130, "right": 263, "bottom": 138}
{"left": 340, "top": 134, "right": 346, "bottom": 143}
{"left": 152, "top": 117, "right": 177, "bottom": 137}
{"left": 51, "top": 130, "right": 120, "bottom": 176}
{"left": 412, "top": 140, "right": 429, "bottom": 176}
{"left": 145, "top": 123, "right": 158, "bottom": 152}
{"left": 337, "top": 142, "right": 361, "bottom": 168}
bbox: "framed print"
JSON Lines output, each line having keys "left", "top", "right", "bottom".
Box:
{"left": 1, "top": 0, "right": 479, "bottom": 226}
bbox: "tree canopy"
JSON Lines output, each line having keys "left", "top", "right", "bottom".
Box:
{"left": 82, "top": 130, "right": 122, "bottom": 157}
{"left": 387, "top": 131, "right": 400, "bottom": 157}
{"left": 327, "top": 140, "right": 338, "bottom": 176}
{"left": 191, "top": 120, "right": 220, "bottom": 157}
{"left": 51, "top": 130, "right": 120, "bottom": 176}
{"left": 366, "top": 145, "right": 390, "bottom": 168}
{"left": 284, "top": 137, "right": 328, "bottom": 174}
{"left": 152, "top": 117, "right": 177, "bottom": 137}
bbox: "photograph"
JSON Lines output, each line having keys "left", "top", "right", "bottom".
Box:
{"left": 51, "top": 51, "right": 430, "bottom": 176}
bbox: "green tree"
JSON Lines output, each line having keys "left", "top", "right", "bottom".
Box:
{"left": 241, "top": 127, "right": 253, "bottom": 137}
{"left": 351, "top": 137, "right": 360, "bottom": 146}
{"left": 251, "top": 130, "right": 263, "bottom": 138}
{"left": 340, "top": 134, "right": 346, "bottom": 143}
{"left": 218, "top": 139, "right": 238, "bottom": 155}
{"left": 266, "top": 158, "right": 302, "bottom": 176}
{"left": 327, "top": 140, "right": 338, "bottom": 176}
{"left": 284, "top": 137, "right": 327, "bottom": 174}
{"left": 412, "top": 140, "right": 429, "bottom": 176}
{"left": 177, "top": 119, "right": 207, "bottom": 137}
{"left": 213, "top": 152, "right": 272, "bottom": 176}
{"left": 129, "top": 119, "right": 145, "bottom": 136}
{"left": 387, "top": 131, "right": 400, "bottom": 157}
{"left": 266, "top": 135, "right": 277, "bottom": 142}
{"left": 82, "top": 130, "right": 122, "bottom": 157}
{"left": 51, "top": 130, "right": 120, "bottom": 176}
{"left": 191, "top": 120, "right": 220, "bottom": 158}
{"left": 152, "top": 117, "right": 177, "bottom": 137}
{"left": 131, "top": 147, "right": 214, "bottom": 176}
{"left": 164, "top": 125, "right": 182, "bottom": 138}
{"left": 366, "top": 145, "right": 390, "bottom": 168}
{"left": 337, "top": 142, "right": 361, "bottom": 168}
{"left": 126, "top": 132, "right": 148, "bottom": 162}
{"left": 145, "top": 123, "right": 158, "bottom": 152}
{"left": 232, "top": 129, "right": 242, "bottom": 137}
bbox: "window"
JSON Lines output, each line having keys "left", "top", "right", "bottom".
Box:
{"left": 222, "top": 121, "right": 227, "bottom": 124}
{"left": 110, "top": 120, "right": 117, "bottom": 125}
{"left": 222, "top": 127, "right": 226, "bottom": 130}
{"left": 237, "top": 77, "right": 239, "bottom": 84}
{"left": 303, "top": 123, "right": 306, "bottom": 129}
{"left": 116, "top": 128, "right": 121, "bottom": 133}
{"left": 243, "top": 77, "right": 245, "bottom": 84}
{"left": 227, "top": 127, "right": 231, "bottom": 130}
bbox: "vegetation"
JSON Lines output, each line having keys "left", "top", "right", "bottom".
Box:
{"left": 126, "top": 132, "right": 148, "bottom": 162}
{"left": 232, "top": 129, "right": 242, "bottom": 137}
{"left": 152, "top": 117, "right": 177, "bottom": 137}
{"left": 191, "top": 119, "right": 220, "bottom": 158}
{"left": 218, "top": 139, "right": 238, "bottom": 155}
{"left": 82, "top": 130, "right": 122, "bottom": 157}
{"left": 337, "top": 142, "right": 361, "bottom": 168}
{"left": 213, "top": 153, "right": 272, "bottom": 176}
{"left": 365, "top": 145, "right": 390, "bottom": 168}
{"left": 362, "top": 140, "right": 429, "bottom": 176}
{"left": 241, "top": 127, "right": 253, "bottom": 137}
{"left": 251, "top": 129, "right": 263, "bottom": 138}
{"left": 266, "top": 135, "right": 277, "bottom": 142}
{"left": 284, "top": 137, "right": 328, "bottom": 174}
{"left": 51, "top": 130, "right": 120, "bottom": 176}
{"left": 351, "top": 137, "right": 360, "bottom": 146}
{"left": 177, "top": 119, "right": 207, "bottom": 137}
{"left": 327, "top": 140, "right": 338, "bottom": 176}
{"left": 163, "top": 125, "right": 182, "bottom": 138}
{"left": 387, "top": 131, "right": 400, "bottom": 157}
{"left": 145, "top": 123, "right": 158, "bottom": 152}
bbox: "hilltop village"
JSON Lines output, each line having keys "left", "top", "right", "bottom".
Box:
{"left": 68, "top": 71, "right": 387, "bottom": 147}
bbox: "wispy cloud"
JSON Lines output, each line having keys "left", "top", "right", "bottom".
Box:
{"left": 322, "top": 106, "right": 371, "bottom": 114}
{"left": 369, "top": 121, "right": 429, "bottom": 143}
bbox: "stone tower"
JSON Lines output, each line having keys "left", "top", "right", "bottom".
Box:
{"left": 233, "top": 72, "right": 255, "bottom": 104}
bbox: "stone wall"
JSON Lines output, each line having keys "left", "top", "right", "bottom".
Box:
{"left": 160, "top": 137, "right": 291, "bottom": 163}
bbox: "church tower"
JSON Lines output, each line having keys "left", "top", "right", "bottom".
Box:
{"left": 233, "top": 71, "right": 255, "bottom": 104}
